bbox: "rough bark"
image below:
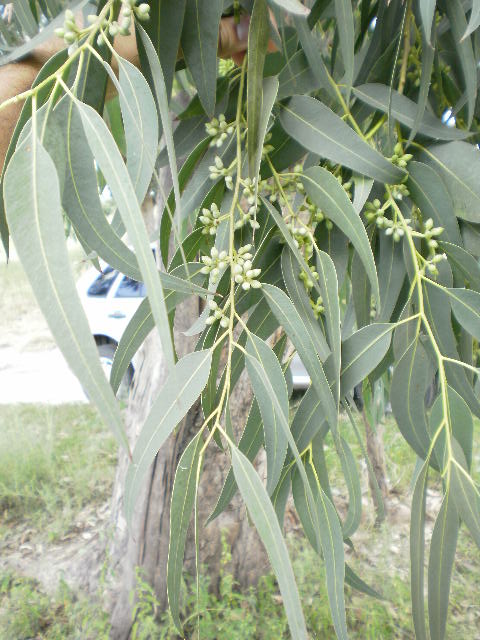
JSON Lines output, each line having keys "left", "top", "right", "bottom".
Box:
{"left": 108, "top": 199, "right": 268, "bottom": 639}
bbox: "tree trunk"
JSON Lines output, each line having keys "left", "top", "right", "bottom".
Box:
{"left": 107, "top": 199, "right": 268, "bottom": 639}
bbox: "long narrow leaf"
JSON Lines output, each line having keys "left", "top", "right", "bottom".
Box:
{"left": 3, "top": 134, "right": 128, "bottom": 451}
{"left": 76, "top": 101, "right": 176, "bottom": 370}
{"left": 124, "top": 350, "right": 212, "bottom": 527}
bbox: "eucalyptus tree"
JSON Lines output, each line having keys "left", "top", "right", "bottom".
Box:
{"left": 2, "top": 1, "right": 480, "bottom": 638}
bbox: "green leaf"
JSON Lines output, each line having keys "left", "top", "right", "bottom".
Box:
{"left": 137, "top": 26, "right": 182, "bottom": 231}
{"left": 340, "top": 324, "right": 394, "bottom": 393}
{"left": 450, "top": 447, "right": 480, "bottom": 550}
{"left": 246, "top": 353, "right": 348, "bottom": 638}
{"left": 3, "top": 134, "right": 127, "bottom": 451}
{"left": 419, "top": 0, "right": 436, "bottom": 44}
{"left": 290, "top": 385, "right": 328, "bottom": 457}
{"left": 253, "top": 76, "right": 279, "bottom": 185}
{"left": 447, "top": 287, "right": 480, "bottom": 341}
{"left": 280, "top": 95, "right": 405, "bottom": 183}
{"left": 463, "top": 0, "right": 480, "bottom": 39}
{"left": 428, "top": 491, "right": 459, "bottom": 640}
{"left": 314, "top": 248, "right": 341, "bottom": 400}
{"left": 407, "top": 162, "right": 463, "bottom": 246}
{"left": 0, "top": 47, "right": 68, "bottom": 258}
{"left": 208, "top": 399, "right": 263, "bottom": 522}
{"left": 262, "top": 284, "right": 337, "bottom": 432}
{"left": 306, "top": 464, "right": 348, "bottom": 640}
{"left": 76, "top": 101, "right": 175, "bottom": 370}
{"left": 246, "top": 333, "right": 289, "bottom": 495}
{"left": 208, "top": 333, "right": 289, "bottom": 523}
{"left": 125, "top": 350, "right": 212, "bottom": 526}
{"left": 377, "top": 233, "right": 406, "bottom": 322}
{"left": 390, "top": 339, "right": 432, "bottom": 460}
{"left": 334, "top": 0, "right": 354, "bottom": 101}
{"left": 110, "top": 264, "right": 208, "bottom": 394}
{"left": 247, "top": 0, "right": 270, "bottom": 178}
{"left": 277, "top": 48, "right": 322, "bottom": 100}
{"left": 352, "top": 175, "right": 373, "bottom": 214}
{"left": 231, "top": 447, "right": 308, "bottom": 640}
{"left": 114, "top": 54, "right": 159, "bottom": 205}
{"left": 293, "top": 15, "right": 339, "bottom": 105}
{"left": 267, "top": 0, "right": 310, "bottom": 15}
{"left": 444, "top": 0, "right": 477, "bottom": 127}
{"left": 410, "top": 458, "right": 429, "bottom": 640}
{"left": 423, "top": 279, "right": 480, "bottom": 418}
{"left": 336, "top": 436, "right": 362, "bottom": 537}
{"left": 417, "top": 142, "right": 480, "bottom": 224}
{"left": 408, "top": 28, "right": 435, "bottom": 144}
{"left": 168, "top": 431, "right": 203, "bottom": 634}
{"left": 158, "top": 116, "right": 208, "bottom": 168}
{"left": 261, "top": 197, "right": 324, "bottom": 302}
{"left": 440, "top": 241, "right": 480, "bottom": 292}
{"left": 353, "top": 84, "right": 470, "bottom": 141}
{"left": 160, "top": 139, "right": 211, "bottom": 266}
{"left": 281, "top": 247, "right": 330, "bottom": 362}
{"left": 181, "top": 0, "right": 223, "bottom": 116}
{"left": 135, "top": 0, "right": 186, "bottom": 102}
{"left": 316, "top": 223, "right": 349, "bottom": 287}
{"left": 56, "top": 100, "right": 141, "bottom": 279}
{"left": 302, "top": 166, "right": 380, "bottom": 303}
{"left": 345, "top": 564, "right": 383, "bottom": 600}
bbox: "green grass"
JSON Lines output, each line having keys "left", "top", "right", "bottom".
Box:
{"left": 0, "top": 403, "right": 479, "bottom": 638}
{"left": 0, "top": 404, "right": 117, "bottom": 541}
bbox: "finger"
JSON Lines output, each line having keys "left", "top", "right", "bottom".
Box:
{"left": 218, "top": 15, "right": 250, "bottom": 59}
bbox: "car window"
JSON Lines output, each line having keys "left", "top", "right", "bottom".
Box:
{"left": 115, "top": 276, "right": 146, "bottom": 298}
{"left": 87, "top": 267, "right": 118, "bottom": 297}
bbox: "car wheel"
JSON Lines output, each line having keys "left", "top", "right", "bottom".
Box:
{"left": 97, "top": 342, "right": 133, "bottom": 401}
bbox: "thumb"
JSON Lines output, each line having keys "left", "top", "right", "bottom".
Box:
{"left": 218, "top": 15, "right": 250, "bottom": 64}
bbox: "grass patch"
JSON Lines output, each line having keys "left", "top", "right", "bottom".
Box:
{"left": 0, "top": 402, "right": 479, "bottom": 637}
{"left": 0, "top": 404, "right": 117, "bottom": 541}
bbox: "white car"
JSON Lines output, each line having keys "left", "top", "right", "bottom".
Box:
{"left": 77, "top": 263, "right": 309, "bottom": 393}
{"left": 77, "top": 264, "right": 146, "bottom": 394}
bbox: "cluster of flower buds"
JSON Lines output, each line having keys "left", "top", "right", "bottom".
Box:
{"left": 381, "top": 218, "right": 407, "bottom": 243}
{"left": 54, "top": 9, "right": 81, "bottom": 45}
{"left": 365, "top": 199, "right": 410, "bottom": 242}
{"left": 424, "top": 252, "right": 447, "bottom": 277}
{"left": 206, "top": 299, "right": 230, "bottom": 328}
{"left": 234, "top": 207, "right": 260, "bottom": 230}
{"left": 199, "top": 203, "right": 221, "bottom": 236}
{"left": 99, "top": 1, "right": 149, "bottom": 45}
{"left": 365, "top": 199, "right": 384, "bottom": 224}
{"left": 200, "top": 247, "right": 230, "bottom": 283}
{"left": 299, "top": 267, "right": 319, "bottom": 292}
{"left": 242, "top": 178, "right": 257, "bottom": 205}
{"left": 390, "top": 142, "right": 413, "bottom": 169}
{"left": 232, "top": 245, "right": 261, "bottom": 290}
{"left": 390, "top": 182, "right": 410, "bottom": 201}
{"left": 209, "top": 156, "right": 234, "bottom": 189}
{"left": 205, "top": 114, "right": 234, "bottom": 148}
{"left": 421, "top": 217, "right": 444, "bottom": 254}
{"left": 286, "top": 220, "right": 314, "bottom": 259}
{"left": 310, "top": 295, "right": 325, "bottom": 319}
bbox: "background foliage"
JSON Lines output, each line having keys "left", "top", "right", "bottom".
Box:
{"left": 1, "top": 1, "right": 480, "bottom": 638}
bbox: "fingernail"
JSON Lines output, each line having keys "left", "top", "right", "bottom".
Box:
{"left": 236, "top": 15, "right": 250, "bottom": 43}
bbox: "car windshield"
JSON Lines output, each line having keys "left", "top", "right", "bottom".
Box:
{"left": 87, "top": 266, "right": 118, "bottom": 297}
{"left": 115, "top": 276, "right": 146, "bottom": 298}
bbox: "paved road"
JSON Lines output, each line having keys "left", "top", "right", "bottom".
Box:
{"left": 0, "top": 346, "right": 88, "bottom": 404}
